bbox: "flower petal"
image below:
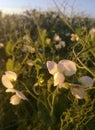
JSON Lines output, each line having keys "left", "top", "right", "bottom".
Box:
{"left": 54, "top": 72, "right": 65, "bottom": 87}
{"left": 6, "top": 88, "right": 17, "bottom": 93}
{"left": 58, "top": 60, "right": 77, "bottom": 76}
{"left": 70, "top": 86, "right": 86, "bottom": 99}
{"left": 47, "top": 61, "right": 58, "bottom": 75}
{"left": 10, "top": 94, "right": 21, "bottom": 105}
{"left": 16, "top": 90, "right": 28, "bottom": 100}
{"left": 1, "top": 75, "right": 14, "bottom": 88}
{"left": 79, "top": 76, "right": 93, "bottom": 88}
{"left": 5, "top": 71, "right": 17, "bottom": 81}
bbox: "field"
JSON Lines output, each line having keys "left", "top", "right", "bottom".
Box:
{"left": 0, "top": 10, "right": 95, "bottom": 130}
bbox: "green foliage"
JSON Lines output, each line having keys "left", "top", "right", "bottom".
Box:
{"left": 6, "top": 59, "right": 14, "bottom": 71}
{"left": 5, "top": 42, "right": 14, "bottom": 56}
{"left": 0, "top": 10, "right": 95, "bottom": 130}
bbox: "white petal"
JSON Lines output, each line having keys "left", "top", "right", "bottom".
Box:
{"left": 5, "top": 71, "right": 17, "bottom": 81}
{"left": 6, "top": 88, "right": 17, "bottom": 93}
{"left": 46, "top": 61, "right": 58, "bottom": 75}
{"left": 58, "top": 60, "right": 77, "bottom": 76}
{"left": 16, "top": 90, "right": 28, "bottom": 100}
{"left": 59, "top": 41, "right": 65, "bottom": 47}
{"left": 54, "top": 34, "right": 61, "bottom": 41}
{"left": 54, "top": 72, "right": 65, "bottom": 87}
{"left": 10, "top": 94, "right": 21, "bottom": 105}
{"left": 79, "top": 76, "right": 93, "bottom": 88}
{"left": 1, "top": 75, "right": 14, "bottom": 88}
{"left": 70, "top": 86, "right": 86, "bottom": 99}
{"left": 55, "top": 44, "right": 61, "bottom": 49}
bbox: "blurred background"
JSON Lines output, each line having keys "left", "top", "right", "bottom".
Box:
{"left": 0, "top": 0, "right": 95, "bottom": 130}
{"left": 0, "top": 0, "right": 95, "bottom": 18}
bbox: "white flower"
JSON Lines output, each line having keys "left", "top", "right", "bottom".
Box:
{"left": 27, "top": 60, "right": 34, "bottom": 67}
{"left": 5, "top": 71, "right": 17, "bottom": 81}
{"left": 46, "top": 38, "right": 51, "bottom": 45}
{"left": 0, "top": 43, "right": 4, "bottom": 48}
{"left": 54, "top": 34, "right": 61, "bottom": 42}
{"left": 70, "top": 86, "right": 86, "bottom": 99}
{"left": 54, "top": 72, "right": 65, "bottom": 87}
{"left": 1, "top": 71, "right": 17, "bottom": 88}
{"left": 55, "top": 41, "right": 65, "bottom": 49}
{"left": 79, "top": 76, "right": 93, "bottom": 88}
{"left": 6, "top": 88, "right": 28, "bottom": 105}
{"left": 47, "top": 60, "right": 76, "bottom": 88}
{"left": 10, "top": 94, "right": 21, "bottom": 105}
{"left": 58, "top": 60, "right": 77, "bottom": 76}
{"left": 59, "top": 41, "right": 65, "bottom": 47}
{"left": 6, "top": 88, "right": 28, "bottom": 100}
{"left": 1, "top": 71, "right": 27, "bottom": 105}
{"left": 89, "top": 28, "right": 95, "bottom": 35}
{"left": 1, "top": 75, "right": 14, "bottom": 88}
{"left": 71, "top": 34, "right": 79, "bottom": 41}
{"left": 70, "top": 76, "right": 93, "bottom": 99}
{"left": 55, "top": 44, "right": 62, "bottom": 49}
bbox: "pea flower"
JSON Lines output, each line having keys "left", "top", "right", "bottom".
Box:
{"left": 1, "top": 71, "right": 28, "bottom": 105}
{"left": 6, "top": 88, "right": 28, "bottom": 105}
{"left": 70, "top": 76, "right": 94, "bottom": 99}
{"left": 0, "top": 43, "right": 4, "bottom": 48}
{"left": 55, "top": 41, "right": 65, "bottom": 49}
{"left": 89, "top": 28, "right": 95, "bottom": 35}
{"left": 47, "top": 60, "right": 77, "bottom": 88}
{"left": 1, "top": 71, "right": 17, "bottom": 88}
{"left": 10, "top": 94, "right": 21, "bottom": 105}
{"left": 27, "top": 60, "right": 34, "bottom": 67}
{"left": 54, "top": 34, "right": 61, "bottom": 42}
{"left": 71, "top": 34, "right": 79, "bottom": 41}
{"left": 89, "top": 28, "right": 95, "bottom": 40}
{"left": 46, "top": 38, "right": 51, "bottom": 45}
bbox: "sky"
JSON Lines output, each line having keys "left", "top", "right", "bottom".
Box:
{"left": 0, "top": 0, "right": 95, "bottom": 17}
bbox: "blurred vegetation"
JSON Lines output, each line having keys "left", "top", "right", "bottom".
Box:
{"left": 0, "top": 9, "right": 95, "bottom": 130}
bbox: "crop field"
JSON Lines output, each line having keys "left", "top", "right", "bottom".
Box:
{"left": 0, "top": 10, "right": 95, "bottom": 130}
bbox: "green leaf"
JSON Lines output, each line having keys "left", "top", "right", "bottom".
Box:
{"left": 6, "top": 59, "right": 14, "bottom": 71}
{"left": 40, "top": 29, "right": 47, "bottom": 46}
{"left": 14, "top": 62, "right": 21, "bottom": 72}
{"left": 5, "top": 41, "right": 14, "bottom": 56}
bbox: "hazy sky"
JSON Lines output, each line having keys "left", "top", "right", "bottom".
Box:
{"left": 0, "top": 0, "right": 95, "bottom": 17}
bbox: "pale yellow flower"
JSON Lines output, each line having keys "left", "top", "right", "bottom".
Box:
{"left": 89, "top": 28, "right": 95, "bottom": 35}
{"left": 10, "top": 94, "right": 21, "bottom": 105}
{"left": 27, "top": 60, "right": 34, "bottom": 67}
{"left": 54, "top": 34, "right": 61, "bottom": 42}
{"left": 1, "top": 71, "right": 17, "bottom": 89}
{"left": 71, "top": 34, "right": 79, "bottom": 41}
{"left": 46, "top": 38, "right": 51, "bottom": 45}
{"left": 0, "top": 43, "right": 4, "bottom": 48}
{"left": 5, "top": 71, "right": 17, "bottom": 81}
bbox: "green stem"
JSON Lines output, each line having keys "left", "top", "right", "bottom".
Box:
{"left": 20, "top": 81, "right": 49, "bottom": 112}
{"left": 73, "top": 45, "right": 95, "bottom": 77}
{"left": 21, "top": 52, "right": 29, "bottom": 65}
{"left": 50, "top": 93, "right": 55, "bottom": 116}
{"left": 50, "top": 87, "right": 58, "bottom": 116}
